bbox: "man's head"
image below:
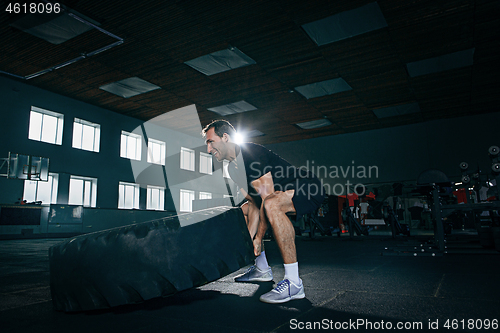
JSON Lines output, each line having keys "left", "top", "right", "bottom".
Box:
{"left": 202, "top": 119, "right": 236, "bottom": 139}
{"left": 202, "top": 120, "right": 236, "bottom": 162}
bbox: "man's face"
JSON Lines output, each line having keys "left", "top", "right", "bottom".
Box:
{"left": 205, "top": 127, "right": 227, "bottom": 162}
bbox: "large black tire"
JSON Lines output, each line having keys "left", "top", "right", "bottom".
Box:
{"left": 49, "top": 207, "right": 254, "bottom": 312}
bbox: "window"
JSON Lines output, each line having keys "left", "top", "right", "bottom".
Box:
{"left": 28, "top": 106, "right": 64, "bottom": 145}
{"left": 147, "top": 138, "right": 166, "bottom": 165}
{"left": 223, "top": 160, "right": 230, "bottom": 178}
{"left": 199, "top": 192, "right": 212, "bottom": 200}
{"left": 118, "top": 182, "right": 140, "bottom": 209}
{"left": 180, "top": 147, "right": 195, "bottom": 171}
{"left": 199, "top": 152, "right": 213, "bottom": 175}
{"left": 120, "top": 131, "right": 142, "bottom": 160}
{"left": 23, "top": 173, "right": 58, "bottom": 204}
{"left": 180, "top": 189, "right": 195, "bottom": 212}
{"left": 147, "top": 185, "right": 164, "bottom": 210}
{"left": 72, "top": 118, "right": 101, "bottom": 152}
{"left": 68, "top": 175, "right": 97, "bottom": 207}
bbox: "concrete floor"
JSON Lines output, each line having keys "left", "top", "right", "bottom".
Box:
{"left": 1, "top": 232, "right": 499, "bottom": 333}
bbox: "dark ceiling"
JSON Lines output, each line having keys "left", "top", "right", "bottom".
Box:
{"left": 1, "top": 0, "right": 498, "bottom": 144}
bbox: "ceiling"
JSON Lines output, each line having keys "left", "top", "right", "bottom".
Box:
{"left": 1, "top": 0, "right": 498, "bottom": 145}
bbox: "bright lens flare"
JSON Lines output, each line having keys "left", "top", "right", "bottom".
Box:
{"left": 234, "top": 132, "right": 245, "bottom": 144}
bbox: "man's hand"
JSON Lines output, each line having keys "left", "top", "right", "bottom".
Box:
{"left": 253, "top": 237, "right": 262, "bottom": 257}
{"left": 244, "top": 198, "right": 260, "bottom": 240}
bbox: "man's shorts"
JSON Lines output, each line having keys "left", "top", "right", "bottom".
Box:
{"left": 277, "top": 171, "right": 325, "bottom": 221}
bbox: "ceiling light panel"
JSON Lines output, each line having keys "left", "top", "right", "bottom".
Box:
{"left": 246, "top": 130, "right": 265, "bottom": 138}
{"left": 10, "top": 11, "right": 98, "bottom": 45}
{"left": 185, "top": 47, "right": 256, "bottom": 76}
{"left": 296, "top": 118, "right": 332, "bottom": 129}
{"left": 207, "top": 100, "right": 257, "bottom": 116}
{"left": 372, "top": 102, "right": 420, "bottom": 118}
{"left": 406, "top": 48, "right": 475, "bottom": 77}
{"left": 100, "top": 77, "right": 161, "bottom": 98}
{"left": 295, "top": 78, "right": 352, "bottom": 99}
{"left": 302, "top": 2, "right": 388, "bottom": 46}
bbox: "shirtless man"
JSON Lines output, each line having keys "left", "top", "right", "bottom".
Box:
{"left": 202, "top": 120, "right": 324, "bottom": 303}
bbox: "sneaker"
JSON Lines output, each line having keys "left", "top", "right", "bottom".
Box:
{"left": 259, "top": 279, "right": 305, "bottom": 304}
{"left": 234, "top": 265, "right": 273, "bottom": 282}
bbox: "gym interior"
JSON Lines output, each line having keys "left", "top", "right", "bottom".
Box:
{"left": 1, "top": 1, "right": 499, "bottom": 332}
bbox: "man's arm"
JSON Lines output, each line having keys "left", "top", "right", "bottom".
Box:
{"left": 239, "top": 187, "right": 260, "bottom": 238}
{"left": 249, "top": 172, "right": 275, "bottom": 256}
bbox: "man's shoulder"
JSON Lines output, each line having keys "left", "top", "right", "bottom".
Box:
{"left": 239, "top": 142, "right": 270, "bottom": 157}
{"left": 240, "top": 142, "right": 265, "bottom": 151}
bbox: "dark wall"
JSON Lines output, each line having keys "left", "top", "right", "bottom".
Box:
{"left": 266, "top": 112, "right": 500, "bottom": 195}
{"left": 0, "top": 76, "right": 228, "bottom": 209}
{"left": 3, "top": 75, "right": 498, "bottom": 204}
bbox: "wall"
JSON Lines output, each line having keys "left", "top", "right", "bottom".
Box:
{"left": 266, "top": 112, "right": 500, "bottom": 195}
{"left": 2, "top": 74, "right": 498, "bottom": 222}
{"left": 0, "top": 76, "right": 229, "bottom": 217}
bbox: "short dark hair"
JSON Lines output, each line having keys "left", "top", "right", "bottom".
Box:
{"left": 202, "top": 119, "right": 236, "bottom": 138}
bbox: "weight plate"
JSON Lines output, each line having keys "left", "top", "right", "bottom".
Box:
{"left": 488, "top": 146, "right": 499, "bottom": 156}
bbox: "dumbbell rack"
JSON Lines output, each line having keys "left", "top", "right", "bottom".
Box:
{"left": 383, "top": 145, "right": 500, "bottom": 256}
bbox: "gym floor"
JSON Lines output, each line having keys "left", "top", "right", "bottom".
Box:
{"left": 1, "top": 231, "right": 499, "bottom": 333}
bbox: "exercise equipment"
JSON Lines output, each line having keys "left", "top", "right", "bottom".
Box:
{"left": 342, "top": 206, "right": 369, "bottom": 237}
{"left": 489, "top": 145, "right": 499, "bottom": 157}
{"left": 416, "top": 169, "right": 452, "bottom": 251}
{"left": 49, "top": 206, "right": 254, "bottom": 312}
{"left": 383, "top": 204, "right": 410, "bottom": 237}
{"left": 489, "top": 145, "right": 500, "bottom": 199}
{"left": 304, "top": 211, "right": 328, "bottom": 238}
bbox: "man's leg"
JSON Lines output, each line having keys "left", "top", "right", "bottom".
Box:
{"left": 262, "top": 190, "right": 297, "bottom": 264}
{"left": 251, "top": 172, "right": 297, "bottom": 263}
{"left": 258, "top": 191, "right": 306, "bottom": 303}
{"left": 251, "top": 173, "right": 306, "bottom": 303}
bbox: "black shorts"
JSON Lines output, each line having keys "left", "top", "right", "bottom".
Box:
{"left": 275, "top": 172, "right": 325, "bottom": 221}
{"left": 290, "top": 177, "right": 325, "bottom": 221}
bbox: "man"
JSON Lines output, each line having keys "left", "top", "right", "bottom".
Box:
{"left": 202, "top": 119, "right": 324, "bottom": 304}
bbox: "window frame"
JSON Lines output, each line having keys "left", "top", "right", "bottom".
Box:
{"left": 179, "top": 189, "right": 195, "bottom": 212}
{"left": 23, "top": 173, "right": 59, "bottom": 204}
{"left": 68, "top": 175, "right": 97, "bottom": 207}
{"left": 118, "top": 181, "right": 140, "bottom": 209}
{"left": 199, "top": 191, "right": 212, "bottom": 200}
{"left": 72, "top": 118, "right": 101, "bottom": 153}
{"left": 120, "top": 130, "right": 142, "bottom": 161}
{"left": 180, "top": 147, "right": 195, "bottom": 171}
{"left": 199, "top": 152, "right": 213, "bottom": 175}
{"left": 146, "top": 185, "right": 165, "bottom": 211}
{"left": 28, "top": 106, "right": 64, "bottom": 145}
{"left": 147, "top": 138, "right": 166, "bottom": 165}
{"left": 223, "top": 160, "right": 230, "bottom": 178}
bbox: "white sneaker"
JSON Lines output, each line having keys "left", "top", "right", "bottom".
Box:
{"left": 234, "top": 265, "right": 273, "bottom": 282}
{"left": 259, "top": 279, "right": 305, "bottom": 303}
